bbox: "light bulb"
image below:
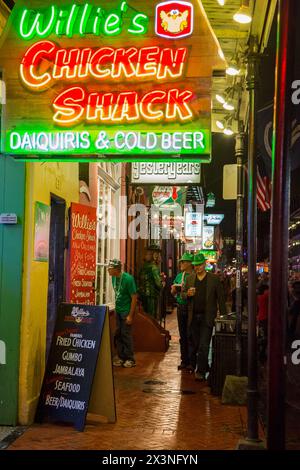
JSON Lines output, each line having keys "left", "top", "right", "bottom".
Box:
{"left": 233, "top": 4, "right": 252, "bottom": 24}
{"left": 223, "top": 102, "right": 235, "bottom": 111}
{"left": 216, "top": 94, "right": 226, "bottom": 104}
{"left": 226, "top": 66, "right": 240, "bottom": 76}
{"left": 216, "top": 120, "right": 224, "bottom": 130}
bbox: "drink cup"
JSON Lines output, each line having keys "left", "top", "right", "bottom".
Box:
{"left": 189, "top": 287, "right": 196, "bottom": 296}
{"left": 173, "top": 284, "right": 182, "bottom": 293}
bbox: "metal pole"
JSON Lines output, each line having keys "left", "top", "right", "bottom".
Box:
{"left": 235, "top": 129, "right": 244, "bottom": 377}
{"left": 267, "top": 0, "right": 294, "bottom": 451}
{"left": 246, "top": 36, "right": 259, "bottom": 442}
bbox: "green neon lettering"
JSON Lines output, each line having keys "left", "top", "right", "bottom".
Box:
{"left": 79, "top": 3, "right": 93, "bottom": 36}
{"left": 66, "top": 4, "right": 80, "bottom": 37}
{"left": 18, "top": 2, "right": 149, "bottom": 39}
{"left": 55, "top": 9, "right": 69, "bottom": 36}
{"left": 104, "top": 13, "right": 121, "bottom": 35}
{"left": 93, "top": 7, "right": 104, "bottom": 35}
{"left": 19, "top": 6, "right": 57, "bottom": 40}
{"left": 128, "top": 13, "right": 149, "bottom": 34}
{"left": 120, "top": 1, "right": 128, "bottom": 13}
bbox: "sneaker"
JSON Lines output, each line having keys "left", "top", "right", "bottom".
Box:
{"left": 122, "top": 360, "right": 136, "bottom": 368}
{"left": 113, "top": 358, "right": 124, "bottom": 367}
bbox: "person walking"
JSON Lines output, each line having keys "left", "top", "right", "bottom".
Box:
{"left": 183, "top": 253, "right": 227, "bottom": 381}
{"left": 108, "top": 259, "right": 138, "bottom": 368}
{"left": 138, "top": 244, "right": 163, "bottom": 320}
{"left": 171, "top": 252, "right": 194, "bottom": 370}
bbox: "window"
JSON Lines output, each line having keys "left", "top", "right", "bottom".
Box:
{"left": 96, "top": 163, "right": 121, "bottom": 307}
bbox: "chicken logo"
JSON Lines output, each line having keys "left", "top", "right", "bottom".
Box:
{"left": 155, "top": 1, "right": 194, "bottom": 39}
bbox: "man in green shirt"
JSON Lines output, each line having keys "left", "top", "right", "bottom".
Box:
{"left": 171, "top": 252, "right": 194, "bottom": 370}
{"left": 108, "top": 259, "right": 137, "bottom": 368}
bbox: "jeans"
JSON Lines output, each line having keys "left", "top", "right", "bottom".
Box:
{"left": 115, "top": 315, "right": 135, "bottom": 361}
{"left": 189, "top": 314, "right": 213, "bottom": 374}
{"left": 177, "top": 304, "right": 190, "bottom": 365}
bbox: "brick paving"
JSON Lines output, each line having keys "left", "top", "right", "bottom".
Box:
{"left": 8, "top": 313, "right": 248, "bottom": 450}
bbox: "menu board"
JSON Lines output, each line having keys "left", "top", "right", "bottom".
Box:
{"left": 67, "top": 203, "right": 97, "bottom": 305}
{"left": 36, "top": 304, "right": 106, "bottom": 431}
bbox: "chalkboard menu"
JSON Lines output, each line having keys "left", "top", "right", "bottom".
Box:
{"left": 36, "top": 303, "right": 106, "bottom": 431}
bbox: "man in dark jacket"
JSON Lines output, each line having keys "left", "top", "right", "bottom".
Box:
{"left": 182, "top": 253, "right": 227, "bottom": 381}
{"left": 138, "top": 244, "right": 162, "bottom": 320}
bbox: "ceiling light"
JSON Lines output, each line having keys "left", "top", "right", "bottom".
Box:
{"left": 226, "top": 64, "right": 240, "bottom": 76}
{"left": 217, "top": 0, "right": 225, "bottom": 5}
{"left": 224, "top": 127, "right": 234, "bottom": 136}
{"left": 223, "top": 100, "right": 235, "bottom": 111}
{"left": 233, "top": 1, "right": 252, "bottom": 24}
{"left": 223, "top": 116, "right": 234, "bottom": 136}
{"left": 216, "top": 120, "right": 224, "bottom": 130}
{"left": 216, "top": 94, "right": 226, "bottom": 104}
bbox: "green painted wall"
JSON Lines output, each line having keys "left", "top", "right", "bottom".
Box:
{"left": 0, "top": 155, "right": 25, "bottom": 425}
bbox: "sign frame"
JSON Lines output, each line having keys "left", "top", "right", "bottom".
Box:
{"left": 130, "top": 162, "right": 201, "bottom": 185}
{"left": 184, "top": 211, "right": 203, "bottom": 238}
{"left": 0, "top": 0, "right": 223, "bottom": 162}
{"left": 35, "top": 303, "right": 115, "bottom": 431}
{"left": 202, "top": 225, "right": 214, "bottom": 250}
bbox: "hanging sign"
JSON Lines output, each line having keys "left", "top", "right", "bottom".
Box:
{"left": 203, "top": 225, "right": 214, "bottom": 250}
{"left": 206, "top": 192, "right": 215, "bottom": 208}
{"left": 131, "top": 162, "right": 200, "bottom": 184}
{"left": 67, "top": 203, "right": 97, "bottom": 305}
{"left": 152, "top": 185, "right": 185, "bottom": 207}
{"left": 184, "top": 211, "right": 202, "bottom": 238}
{"left": 0, "top": 0, "right": 224, "bottom": 161}
{"left": 204, "top": 214, "right": 224, "bottom": 225}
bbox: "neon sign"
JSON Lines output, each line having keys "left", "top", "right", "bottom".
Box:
{"left": 1, "top": 0, "right": 212, "bottom": 161}
{"left": 8, "top": 129, "right": 208, "bottom": 156}
{"left": 20, "top": 43, "right": 188, "bottom": 89}
{"left": 19, "top": 2, "right": 149, "bottom": 39}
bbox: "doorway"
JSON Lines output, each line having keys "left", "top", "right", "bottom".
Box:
{"left": 46, "top": 194, "right": 66, "bottom": 359}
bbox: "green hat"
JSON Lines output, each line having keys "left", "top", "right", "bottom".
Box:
{"left": 192, "top": 253, "right": 206, "bottom": 265}
{"left": 146, "top": 243, "right": 161, "bottom": 252}
{"left": 179, "top": 253, "right": 194, "bottom": 262}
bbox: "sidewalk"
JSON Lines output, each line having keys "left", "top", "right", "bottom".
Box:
{"left": 8, "top": 312, "right": 247, "bottom": 450}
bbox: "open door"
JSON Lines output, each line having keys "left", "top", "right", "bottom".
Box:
{"left": 46, "top": 195, "right": 66, "bottom": 360}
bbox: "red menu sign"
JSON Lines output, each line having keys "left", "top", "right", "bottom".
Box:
{"left": 67, "top": 203, "right": 97, "bottom": 305}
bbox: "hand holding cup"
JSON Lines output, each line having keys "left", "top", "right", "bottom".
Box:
{"left": 187, "top": 287, "right": 196, "bottom": 297}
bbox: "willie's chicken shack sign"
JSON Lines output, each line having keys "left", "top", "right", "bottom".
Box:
{"left": 0, "top": 0, "right": 224, "bottom": 161}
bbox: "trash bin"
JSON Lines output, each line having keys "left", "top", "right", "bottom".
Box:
{"left": 209, "top": 315, "right": 248, "bottom": 396}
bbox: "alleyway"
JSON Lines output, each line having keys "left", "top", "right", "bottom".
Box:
{"left": 8, "top": 313, "right": 248, "bottom": 451}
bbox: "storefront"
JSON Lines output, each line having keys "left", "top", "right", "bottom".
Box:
{"left": 0, "top": 0, "right": 224, "bottom": 425}
{"left": 19, "top": 162, "right": 79, "bottom": 424}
